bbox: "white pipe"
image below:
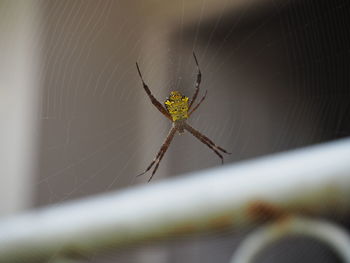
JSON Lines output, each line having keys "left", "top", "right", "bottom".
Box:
{"left": 1, "top": 138, "right": 350, "bottom": 262}
{"left": 231, "top": 217, "right": 350, "bottom": 263}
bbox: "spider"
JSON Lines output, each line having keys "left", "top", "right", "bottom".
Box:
{"left": 136, "top": 52, "right": 231, "bottom": 182}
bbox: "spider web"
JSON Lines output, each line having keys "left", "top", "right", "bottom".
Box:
{"left": 3, "top": 0, "right": 350, "bottom": 262}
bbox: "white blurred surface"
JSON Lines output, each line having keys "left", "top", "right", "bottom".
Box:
{"left": 1, "top": 138, "right": 350, "bottom": 261}
{"left": 0, "top": 0, "right": 41, "bottom": 215}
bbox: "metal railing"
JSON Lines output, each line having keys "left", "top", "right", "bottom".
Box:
{"left": 230, "top": 216, "right": 350, "bottom": 263}
{"left": 1, "top": 138, "right": 350, "bottom": 262}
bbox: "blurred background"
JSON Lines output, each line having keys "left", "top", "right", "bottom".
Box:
{"left": 1, "top": 0, "right": 350, "bottom": 262}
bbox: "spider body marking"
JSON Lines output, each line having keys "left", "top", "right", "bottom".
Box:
{"left": 165, "top": 91, "right": 189, "bottom": 122}
{"left": 136, "top": 52, "right": 231, "bottom": 182}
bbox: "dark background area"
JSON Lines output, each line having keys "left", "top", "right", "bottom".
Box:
{"left": 161, "top": 1, "right": 350, "bottom": 262}
{"left": 166, "top": 0, "right": 350, "bottom": 177}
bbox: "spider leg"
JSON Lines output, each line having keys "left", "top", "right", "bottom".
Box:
{"left": 136, "top": 160, "right": 156, "bottom": 177}
{"left": 188, "top": 52, "right": 202, "bottom": 110}
{"left": 189, "top": 90, "right": 207, "bottom": 116}
{"left": 137, "top": 126, "right": 177, "bottom": 182}
{"left": 184, "top": 123, "right": 231, "bottom": 164}
{"left": 136, "top": 63, "right": 172, "bottom": 121}
{"left": 148, "top": 146, "right": 168, "bottom": 182}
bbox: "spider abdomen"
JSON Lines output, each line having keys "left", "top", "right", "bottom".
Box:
{"left": 165, "top": 91, "right": 189, "bottom": 122}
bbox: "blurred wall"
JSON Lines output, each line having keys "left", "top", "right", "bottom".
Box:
{"left": 0, "top": 0, "right": 41, "bottom": 215}
{"left": 35, "top": 0, "right": 171, "bottom": 205}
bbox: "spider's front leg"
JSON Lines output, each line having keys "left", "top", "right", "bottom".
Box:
{"left": 184, "top": 123, "right": 231, "bottom": 164}
{"left": 136, "top": 63, "right": 172, "bottom": 121}
{"left": 137, "top": 127, "right": 177, "bottom": 182}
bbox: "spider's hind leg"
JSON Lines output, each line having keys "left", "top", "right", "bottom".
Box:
{"left": 189, "top": 90, "right": 207, "bottom": 116}
{"left": 135, "top": 63, "right": 172, "bottom": 121}
{"left": 189, "top": 52, "right": 202, "bottom": 110}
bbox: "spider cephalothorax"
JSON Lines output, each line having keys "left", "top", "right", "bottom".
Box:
{"left": 136, "top": 52, "right": 231, "bottom": 182}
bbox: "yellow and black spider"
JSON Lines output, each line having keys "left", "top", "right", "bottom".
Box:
{"left": 136, "top": 52, "right": 231, "bottom": 182}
